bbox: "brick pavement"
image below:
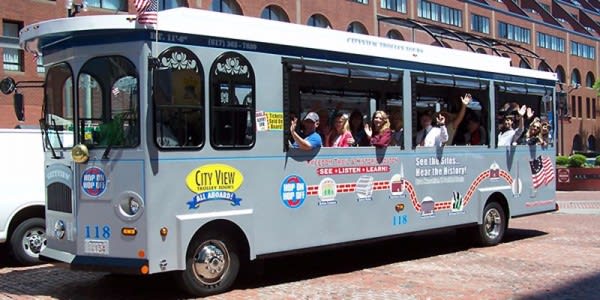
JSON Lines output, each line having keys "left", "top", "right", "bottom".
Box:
{"left": 0, "top": 191, "right": 599, "bottom": 299}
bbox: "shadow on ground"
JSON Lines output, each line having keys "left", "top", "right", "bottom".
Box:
{"left": 0, "top": 227, "right": 548, "bottom": 299}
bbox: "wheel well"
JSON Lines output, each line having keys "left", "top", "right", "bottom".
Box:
{"left": 7, "top": 205, "right": 45, "bottom": 240}
{"left": 192, "top": 220, "right": 250, "bottom": 259}
{"left": 486, "top": 192, "right": 510, "bottom": 228}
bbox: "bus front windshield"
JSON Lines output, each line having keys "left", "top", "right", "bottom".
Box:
{"left": 77, "top": 56, "right": 139, "bottom": 149}
{"left": 44, "top": 63, "right": 75, "bottom": 150}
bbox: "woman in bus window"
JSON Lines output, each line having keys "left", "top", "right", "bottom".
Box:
{"left": 326, "top": 113, "right": 354, "bottom": 147}
{"left": 365, "top": 110, "right": 392, "bottom": 147}
{"left": 349, "top": 110, "right": 369, "bottom": 146}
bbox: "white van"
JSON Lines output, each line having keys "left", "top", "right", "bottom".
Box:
{"left": 0, "top": 128, "right": 45, "bottom": 265}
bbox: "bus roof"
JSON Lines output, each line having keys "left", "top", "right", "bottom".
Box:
{"left": 20, "top": 8, "right": 557, "bottom": 83}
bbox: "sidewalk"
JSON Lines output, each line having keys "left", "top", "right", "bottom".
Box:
{"left": 555, "top": 190, "right": 600, "bottom": 214}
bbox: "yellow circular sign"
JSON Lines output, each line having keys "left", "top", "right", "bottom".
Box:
{"left": 185, "top": 164, "right": 244, "bottom": 193}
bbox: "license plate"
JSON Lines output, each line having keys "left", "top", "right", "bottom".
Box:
{"left": 84, "top": 239, "right": 109, "bottom": 255}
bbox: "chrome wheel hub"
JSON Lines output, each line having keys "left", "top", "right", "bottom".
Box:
{"left": 484, "top": 208, "right": 502, "bottom": 240}
{"left": 22, "top": 227, "right": 46, "bottom": 257}
{"left": 192, "top": 240, "right": 230, "bottom": 285}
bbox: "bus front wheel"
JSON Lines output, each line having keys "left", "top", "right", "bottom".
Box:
{"left": 179, "top": 232, "right": 240, "bottom": 296}
{"left": 476, "top": 202, "right": 506, "bottom": 246}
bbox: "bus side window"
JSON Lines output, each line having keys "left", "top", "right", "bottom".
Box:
{"left": 209, "top": 52, "right": 255, "bottom": 149}
{"left": 153, "top": 47, "right": 204, "bottom": 149}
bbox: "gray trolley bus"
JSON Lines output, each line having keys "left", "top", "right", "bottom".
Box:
{"left": 11, "top": 8, "right": 558, "bottom": 296}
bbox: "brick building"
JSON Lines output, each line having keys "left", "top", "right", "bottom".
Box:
{"left": 1, "top": 0, "right": 599, "bottom": 155}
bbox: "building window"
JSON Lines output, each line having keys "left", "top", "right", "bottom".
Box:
{"left": 586, "top": 97, "right": 591, "bottom": 119}
{"left": 570, "top": 41, "right": 595, "bottom": 59}
{"left": 307, "top": 14, "right": 331, "bottom": 28}
{"left": 381, "top": 0, "right": 406, "bottom": 13}
{"left": 261, "top": 5, "right": 289, "bottom": 22}
{"left": 578, "top": 96, "right": 582, "bottom": 118}
{"left": 586, "top": 72, "right": 595, "bottom": 88}
{"left": 418, "top": 0, "right": 462, "bottom": 27}
{"left": 211, "top": 0, "right": 242, "bottom": 15}
{"left": 158, "top": 0, "right": 188, "bottom": 10}
{"left": 536, "top": 32, "right": 565, "bottom": 52}
{"left": 36, "top": 56, "right": 45, "bottom": 73}
{"left": 471, "top": 14, "right": 489, "bottom": 34}
{"left": 540, "top": 3, "right": 550, "bottom": 12}
{"left": 86, "top": 0, "right": 127, "bottom": 11}
{"left": 386, "top": 29, "right": 404, "bottom": 40}
{"left": 571, "top": 96, "right": 576, "bottom": 117}
{"left": 347, "top": 22, "right": 368, "bottom": 34}
{"left": 350, "top": 0, "right": 368, "bottom": 4}
{"left": 555, "top": 65, "right": 566, "bottom": 83}
{"left": 2, "top": 20, "right": 23, "bottom": 72}
{"left": 497, "top": 22, "right": 531, "bottom": 44}
{"left": 571, "top": 69, "right": 581, "bottom": 86}
{"left": 593, "top": 98, "right": 597, "bottom": 119}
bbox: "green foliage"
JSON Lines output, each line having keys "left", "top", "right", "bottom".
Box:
{"left": 556, "top": 156, "right": 569, "bottom": 167}
{"left": 568, "top": 154, "right": 587, "bottom": 168}
{"left": 596, "top": 155, "right": 600, "bottom": 166}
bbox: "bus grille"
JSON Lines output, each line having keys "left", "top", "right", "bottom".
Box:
{"left": 47, "top": 182, "right": 72, "bottom": 213}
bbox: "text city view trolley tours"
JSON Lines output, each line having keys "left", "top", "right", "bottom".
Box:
{"left": 3, "top": 8, "right": 559, "bottom": 296}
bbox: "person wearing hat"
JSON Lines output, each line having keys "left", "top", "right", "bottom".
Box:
{"left": 290, "top": 111, "right": 323, "bottom": 150}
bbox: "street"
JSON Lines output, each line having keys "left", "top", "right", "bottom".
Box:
{"left": 1, "top": 193, "right": 599, "bottom": 299}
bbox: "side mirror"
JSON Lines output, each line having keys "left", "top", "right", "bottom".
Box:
{"left": 14, "top": 93, "right": 25, "bottom": 121}
{"left": 0, "top": 77, "right": 16, "bottom": 95}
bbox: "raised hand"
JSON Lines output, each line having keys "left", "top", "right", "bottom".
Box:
{"left": 461, "top": 93, "right": 472, "bottom": 105}
{"left": 436, "top": 114, "right": 446, "bottom": 125}
{"left": 364, "top": 123, "right": 372, "bottom": 137}
{"left": 290, "top": 117, "right": 298, "bottom": 132}
{"left": 526, "top": 107, "right": 535, "bottom": 119}
{"left": 518, "top": 105, "right": 527, "bottom": 116}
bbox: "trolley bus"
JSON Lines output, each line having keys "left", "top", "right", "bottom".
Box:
{"left": 8, "top": 8, "right": 558, "bottom": 296}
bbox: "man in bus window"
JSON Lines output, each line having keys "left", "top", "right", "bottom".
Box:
{"left": 290, "top": 112, "right": 322, "bottom": 150}
{"left": 497, "top": 105, "right": 526, "bottom": 146}
{"left": 415, "top": 112, "right": 448, "bottom": 147}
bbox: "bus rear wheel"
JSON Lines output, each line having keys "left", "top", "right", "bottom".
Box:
{"left": 179, "top": 232, "right": 240, "bottom": 297}
{"left": 476, "top": 202, "right": 506, "bottom": 246}
{"left": 10, "top": 217, "right": 46, "bottom": 265}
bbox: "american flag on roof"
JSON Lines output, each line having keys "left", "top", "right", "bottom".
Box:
{"left": 529, "top": 155, "right": 555, "bottom": 189}
{"left": 134, "top": 0, "right": 158, "bottom": 25}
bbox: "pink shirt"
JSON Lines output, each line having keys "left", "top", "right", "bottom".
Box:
{"left": 328, "top": 131, "right": 354, "bottom": 147}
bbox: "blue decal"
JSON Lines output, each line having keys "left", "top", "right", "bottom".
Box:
{"left": 280, "top": 175, "right": 306, "bottom": 208}
{"left": 187, "top": 191, "right": 242, "bottom": 209}
{"left": 81, "top": 167, "right": 107, "bottom": 197}
{"left": 85, "top": 225, "right": 111, "bottom": 239}
{"left": 393, "top": 214, "right": 408, "bottom": 226}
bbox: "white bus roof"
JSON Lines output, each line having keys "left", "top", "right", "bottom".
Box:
{"left": 20, "top": 8, "right": 557, "bottom": 83}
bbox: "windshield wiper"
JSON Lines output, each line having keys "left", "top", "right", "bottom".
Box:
{"left": 40, "top": 118, "right": 59, "bottom": 159}
{"left": 51, "top": 118, "right": 65, "bottom": 152}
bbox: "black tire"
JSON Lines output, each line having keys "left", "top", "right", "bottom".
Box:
{"left": 9, "top": 217, "right": 46, "bottom": 266}
{"left": 177, "top": 231, "right": 240, "bottom": 297}
{"left": 475, "top": 202, "right": 506, "bottom": 246}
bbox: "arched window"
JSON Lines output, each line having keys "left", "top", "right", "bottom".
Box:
{"left": 572, "top": 134, "right": 583, "bottom": 152}
{"left": 154, "top": 47, "right": 204, "bottom": 149}
{"left": 159, "top": 0, "right": 188, "bottom": 10}
{"left": 476, "top": 48, "right": 486, "bottom": 54}
{"left": 261, "top": 5, "right": 289, "bottom": 22}
{"left": 307, "top": 14, "right": 331, "bottom": 28}
{"left": 87, "top": 0, "right": 127, "bottom": 11}
{"left": 571, "top": 68, "right": 581, "bottom": 86}
{"left": 347, "top": 21, "right": 368, "bottom": 34}
{"left": 430, "top": 41, "right": 451, "bottom": 48}
{"left": 386, "top": 30, "right": 404, "bottom": 40}
{"left": 210, "top": 52, "right": 255, "bottom": 148}
{"left": 586, "top": 71, "right": 595, "bottom": 88}
{"left": 501, "top": 53, "right": 512, "bottom": 66}
{"left": 519, "top": 58, "right": 531, "bottom": 69}
{"left": 212, "top": 0, "right": 242, "bottom": 15}
{"left": 589, "top": 135, "right": 597, "bottom": 151}
{"left": 538, "top": 61, "right": 551, "bottom": 72}
{"left": 555, "top": 65, "right": 566, "bottom": 83}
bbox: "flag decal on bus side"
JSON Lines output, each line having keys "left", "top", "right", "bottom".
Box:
{"left": 529, "top": 155, "right": 555, "bottom": 189}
